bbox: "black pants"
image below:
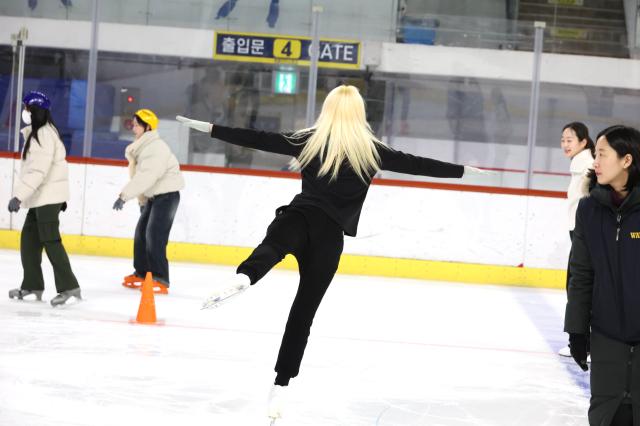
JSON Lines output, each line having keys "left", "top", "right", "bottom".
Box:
{"left": 610, "top": 404, "right": 633, "bottom": 426}
{"left": 20, "top": 203, "right": 79, "bottom": 293}
{"left": 237, "top": 205, "right": 344, "bottom": 381}
{"left": 589, "top": 330, "right": 640, "bottom": 426}
{"left": 133, "top": 192, "right": 180, "bottom": 285}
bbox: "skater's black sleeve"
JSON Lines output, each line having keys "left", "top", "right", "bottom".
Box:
{"left": 378, "top": 146, "right": 464, "bottom": 178}
{"left": 211, "top": 125, "right": 304, "bottom": 156}
{"left": 564, "top": 199, "right": 594, "bottom": 335}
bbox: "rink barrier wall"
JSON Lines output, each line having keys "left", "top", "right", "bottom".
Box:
{"left": 0, "top": 154, "right": 570, "bottom": 289}
{"left": 0, "top": 229, "right": 566, "bottom": 289}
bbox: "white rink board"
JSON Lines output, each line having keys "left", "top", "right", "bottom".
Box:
{"left": 1, "top": 157, "right": 569, "bottom": 269}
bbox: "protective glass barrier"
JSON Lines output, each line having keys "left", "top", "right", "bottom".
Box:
{"left": 2, "top": 0, "right": 638, "bottom": 193}
{"left": 0, "top": 1, "right": 92, "bottom": 156}
{"left": 88, "top": 50, "right": 371, "bottom": 170}
{"left": 398, "top": 1, "right": 630, "bottom": 58}
{"left": 89, "top": 0, "right": 394, "bottom": 41}
{"left": 89, "top": 0, "right": 375, "bottom": 168}
{"left": 380, "top": 75, "right": 532, "bottom": 189}
{"left": 532, "top": 82, "right": 640, "bottom": 190}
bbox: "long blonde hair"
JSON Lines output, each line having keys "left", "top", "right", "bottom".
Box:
{"left": 291, "top": 85, "right": 385, "bottom": 182}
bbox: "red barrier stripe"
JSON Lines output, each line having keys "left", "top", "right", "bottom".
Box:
{"left": 0, "top": 152, "right": 19, "bottom": 159}
{"left": 371, "top": 177, "right": 566, "bottom": 198}
{"left": 1, "top": 152, "right": 566, "bottom": 198}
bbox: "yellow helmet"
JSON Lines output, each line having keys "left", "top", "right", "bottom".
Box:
{"left": 134, "top": 109, "right": 158, "bottom": 130}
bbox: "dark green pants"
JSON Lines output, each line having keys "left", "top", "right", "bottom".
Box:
{"left": 20, "top": 203, "right": 79, "bottom": 293}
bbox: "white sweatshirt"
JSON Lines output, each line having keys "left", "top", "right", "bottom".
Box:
{"left": 567, "top": 148, "right": 594, "bottom": 231}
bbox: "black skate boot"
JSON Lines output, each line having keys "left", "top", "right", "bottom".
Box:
{"left": 50, "top": 288, "right": 82, "bottom": 307}
{"left": 9, "top": 288, "right": 44, "bottom": 301}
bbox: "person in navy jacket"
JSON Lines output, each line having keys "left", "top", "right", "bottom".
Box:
{"left": 565, "top": 125, "right": 640, "bottom": 426}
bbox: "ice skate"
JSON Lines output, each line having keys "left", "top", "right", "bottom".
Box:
{"left": 558, "top": 345, "right": 571, "bottom": 357}
{"left": 150, "top": 281, "right": 169, "bottom": 295}
{"left": 8, "top": 288, "right": 43, "bottom": 301}
{"left": 201, "top": 274, "right": 250, "bottom": 310}
{"left": 122, "top": 272, "right": 144, "bottom": 289}
{"left": 268, "top": 384, "right": 287, "bottom": 424}
{"left": 50, "top": 288, "right": 82, "bottom": 307}
{"left": 123, "top": 273, "right": 168, "bottom": 294}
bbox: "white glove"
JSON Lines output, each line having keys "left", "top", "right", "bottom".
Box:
{"left": 464, "top": 165, "right": 496, "bottom": 176}
{"left": 176, "top": 115, "right": 212, "bottom": 133}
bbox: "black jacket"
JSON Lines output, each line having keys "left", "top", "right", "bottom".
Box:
{"left": 565, "top": 184, "right": 640, "bottom": 343}
{"left": 211, "top": 125, "right": 465, "bottom": 236}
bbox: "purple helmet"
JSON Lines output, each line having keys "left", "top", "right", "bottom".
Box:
{"left": 23, "top": 91, "right": 51, "bottom": 110}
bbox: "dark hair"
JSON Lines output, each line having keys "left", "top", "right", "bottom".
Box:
{"left": 587, "top": 125, "right": 640, "bottom": 191}
{"left": 133, "top": 114, "right": 151, "bottom": 132}
{"left": 562, "top": 122, "right": 595, "bottom": 157}
{"left": 23, "top": 105, "right": 59, "bottom": 160}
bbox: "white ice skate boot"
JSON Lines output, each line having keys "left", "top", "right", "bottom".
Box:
{"left": 201, "top": 273, "right": 251, "bottom": 310}
{"left": 268, "top": 385, "right": 287, "bottom": 424}
{"left": 50, "top": 288, "right": 82, "bottom": 307}
{"left": 8, "top": 288, "right": 43, "bottom": 301}
{"left": 558, "top": 345, "right": 572, "bottom": 357}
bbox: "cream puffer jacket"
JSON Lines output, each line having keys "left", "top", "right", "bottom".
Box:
{"left": 567, "top": 148, "right": 594, "bottom": 231}
{"left": 14, "top": 124, "right": 70, "bottom": 209}
{"left": 120, "top": 130, "right": 185, "bottom": 203}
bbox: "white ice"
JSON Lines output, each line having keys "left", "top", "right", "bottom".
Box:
{"left": 0, "top": 249, "right": 589, "bottom": 425}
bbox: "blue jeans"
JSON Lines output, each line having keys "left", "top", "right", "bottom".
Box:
{"left": 133, "top": 192, "right": 180, "bottom": 286}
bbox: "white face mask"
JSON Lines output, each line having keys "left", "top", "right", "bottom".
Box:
{"left": 21, "top": 110, "right": 32, "bottom": 125}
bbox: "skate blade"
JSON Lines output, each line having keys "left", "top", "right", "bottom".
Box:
{"left": 201, "top": 296, "right": 226, "bottom": 310}
{"left": 200, "top": 288, "right": 242, "bottom": 310}
{"left": 51, "top": 296, "right": 83, "bottom": 308}
{"left": 122, "top": 282, "right": 142, "bottom": 290}
{"left": 9, "top": 297, "right": 45, "bottom": 304}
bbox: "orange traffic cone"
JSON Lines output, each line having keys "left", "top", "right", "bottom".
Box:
{"left": 135, "top": 272, "right": 159, "bottom": 324}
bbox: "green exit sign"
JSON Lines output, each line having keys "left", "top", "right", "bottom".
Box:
{"left": 274, "top": 70, "right": 298, "bottom": 95}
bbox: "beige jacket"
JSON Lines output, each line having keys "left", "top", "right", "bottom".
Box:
{"left": 14, "top": 124, "right": 70, "bottom": 209}
{"left": 120, "top": 130, "right": 184, "bottom": 203}
{"left": 567, "top": 148, "right": 594, "bottom": 230}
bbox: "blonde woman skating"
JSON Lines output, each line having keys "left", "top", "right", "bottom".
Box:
{"left": 177, "top": 85, "right": 488, "bottom": 422}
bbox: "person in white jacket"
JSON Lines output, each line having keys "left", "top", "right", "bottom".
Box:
{"left": 559, "top": 121, "right": 594, "bottom": 357}
{"left": 7, "top": 91, "right": 81, "bottom": 307}
{"left": 113, "top": 109, "right": 184, "bottom": 294}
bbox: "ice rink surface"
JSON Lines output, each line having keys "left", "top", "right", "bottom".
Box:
{"left": 0, "top": 249, "right": 589, "bottom": 425}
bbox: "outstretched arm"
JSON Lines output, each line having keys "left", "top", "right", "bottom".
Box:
{"left": 378, "top": 146, "right": 493, "bottom": 178}
{"left": 378, "top": 146, "right": 465, "bottom": 178}
{"left": 177, "top": 115, "right": 302, "bottom": 157}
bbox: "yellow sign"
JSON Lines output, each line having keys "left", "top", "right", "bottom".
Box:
{"left": 273, "top": 39, "right": 302, "bottom": 59}
{"left": 214, "top": 31, "right": 361, "bottom": 70}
